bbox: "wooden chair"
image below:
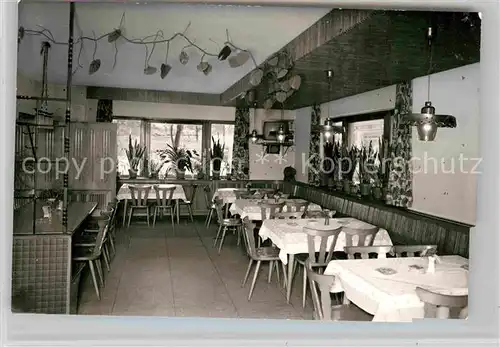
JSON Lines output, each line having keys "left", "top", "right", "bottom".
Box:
{"left": 306, "top": 260, "right": 373, "bottom": 321}
{"left": 344, "top": 245, "right": 395, "bottom": 259}
{"left": 203, "top": 185, "right": 216, "bottom": 227}
{"left": 293, "top": 224, "right": 343, "bottom": 308}
{"left": 393, "top": 245, "right": 438, "bottom": 257}
{"left": 73, "top": 223, "right": 108, "bottom": 300}
{"left": 178, "top": 184, "right": 198, "bottom": 223}
{"left": 241, "top": 217, "right": 282, "bottom": 301}
{"left": 415, "top": 286, "right": 468, "bottom": 319}
{"left": 127, "top": 185, "right": 152, "bottom": 227}
{"left": 258, "top": 201, "right": 285, "bottom": 220}
{"left": 284, "top": 200, "right": 309, "bottom": 213}
{"left": 152, "top": 185, "right": 176, "bottom": 229}
{"left": 213, "top": 197, "right": 242, "bottom": 254}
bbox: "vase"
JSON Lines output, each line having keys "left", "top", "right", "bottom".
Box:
{"left": 360, "top": 183, "right": 372, "bottom": 197}
{"left": 342, "top": 180, "right": 351, "bottom": 194}
{"left": 176, "top": 171, "right": 186, "bottom": 180}
{"left": 128, "top": 169, "right": 137, "bottom": 179}
{"left": 373, "top": 187, "right": 383, "bottom": 200}
{"left": 42, "top": 205, "right": 51, "bottom": 219}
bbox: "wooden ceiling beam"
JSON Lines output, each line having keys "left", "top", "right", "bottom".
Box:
{"left": 219, "top": 8, "right": 374, "bottom": 105}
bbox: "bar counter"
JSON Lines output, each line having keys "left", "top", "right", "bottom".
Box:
{"left": 12, "top": 202, "right": 97, "bottom": 314}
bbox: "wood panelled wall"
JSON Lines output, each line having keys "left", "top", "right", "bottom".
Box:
{"left": 69, "top": 122, "right": 117, "bottom": 212}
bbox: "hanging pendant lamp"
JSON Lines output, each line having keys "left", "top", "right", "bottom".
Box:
{"left": 320, "top": 70, "right": 343, "bottom": 141}
{"left": 403, "top": 26, "right": 457, "bottom": 141}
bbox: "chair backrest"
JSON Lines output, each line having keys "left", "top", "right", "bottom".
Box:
{"left": 393, "top": 245, "right": 438, "bottom": 257}
{"left": 415, "top": 287, "right": 468, "bottom": 319}
{"left": 303, "top": 225, "right": 343, "bottom": 265}
{"left": 305, "top": 260, "right": 336, "bottom": 320}
{"left": 128, "top": 185, "right": 151, "bottom": 206}
{"left": 203, "top": 185, "right": 213, "bottom": 209}
{"left": 259, "top": 201, "right": 285, "bottom": 220}
{"left": 257, "top": 188, "right": 276, "bottom": 196}
{"left": 91, "top": 221, "right": 110, "bottom": 257}
{"left": 342, "top": 226, "right": 379, "bottom": 247}
{"left": 285, "top": 200, "right": 310, "bottom": 212}
{"left": 275, "top": 211, "right": 304, "bottom": 219}
{"left": 344, "top": 245, "right": 394, "bottom": 259}
{"left": 213, "top": 197, "right": 225, "bottom": 223}
{"left": 234, "top": 189, "right": 250, "bottom": 199}
{"left": 153, "top": 185, "right": 176, "bottom": 207}
{"left": 241, "top": 217, "right": 257, "bottom": 258}
{"left": 183, "top": 184, "right": 198, "bottom": 202}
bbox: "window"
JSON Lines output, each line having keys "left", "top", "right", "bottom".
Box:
{"left": 347, "top": 118, "right": 384, "bottom": 184}
{"left": 113, "top": 119, "right": 142, "bottom": 176}
{"left": 210, "top": 123, "right": 235, "bottom": 176}
{"left": 150, "top": 122, "right": 203, "bottom": 178}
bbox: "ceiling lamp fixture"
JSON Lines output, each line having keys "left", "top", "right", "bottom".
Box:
{"left": 319, "top": 69, "right": 343, "bottom": 141}
{"left": 403, "top": 26, "right": 456, "bottom": 141}
{"left": 245, "top": 90, "right": 263, "bottom": 144}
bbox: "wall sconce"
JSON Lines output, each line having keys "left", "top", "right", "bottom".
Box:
{"left": 277, "top": 125, "right": 285, "bottom": 143}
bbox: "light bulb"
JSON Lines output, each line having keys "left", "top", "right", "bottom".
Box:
{"left": 324, "top": 131, "right": 332, "bottom": 139}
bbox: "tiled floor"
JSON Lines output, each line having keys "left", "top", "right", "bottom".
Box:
{"left": 77, "top": 217, "right": 314, "bottom": 319}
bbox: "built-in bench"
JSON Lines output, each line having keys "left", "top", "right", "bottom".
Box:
{"left": 281, "top": 182, "right": 470, "bottom": 258}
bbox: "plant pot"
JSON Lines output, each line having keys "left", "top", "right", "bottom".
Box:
{"left": 176, "top": 171, "right": 186, "bottom": 180}
{"left": 360, "top": 183, "right": 372, "bottom": 197}
{"left": 342, "top": 180, "right": 351, "bottom": 194}
{"left": 128, "top": 169, "right": 138, "bottom": 179}
{"left": 197, "top": 172, "right": 205, "bottom": 179}
{"left": 212, "top": 172, "right": 220, "bottom": 180}
{"left": 150, "top": 173, "right": 158, "bottom": 179}
{"left": 42, "top": 205, "right": 51, "bottom": 219}
{"left": 373, "top": 187, "right": 383, "bottom": 200}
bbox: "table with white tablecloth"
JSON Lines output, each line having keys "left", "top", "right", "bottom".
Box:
{"left": 323, "top": 255, "right": 468, "bottom": 322}
{"left": 229, "top": 198, "right": 321, "bottom": 220}
{"left": 211, "top": 188, "right": 246, "bottom": 205}
{"left": 116, "top": 183, "right": 187, "bottom": 225}
{"left": 259, "top": 217, "right": 393, "bottom": 302}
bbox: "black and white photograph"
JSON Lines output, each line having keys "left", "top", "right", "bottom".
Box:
{"left": 11, "top": 2, "right": 480, "bottom": 323}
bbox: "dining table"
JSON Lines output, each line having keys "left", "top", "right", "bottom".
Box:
{"left": 116, "top": 183, "right": 187, "bottom": 225}
{"left": 229, "top": 198, "right": 321, "bottom": 220}
{"left": 259, "top": 217, "right": 393, "bottom": 303}
{"left": 323, "top": 255, "right": 469, "bottom": 322}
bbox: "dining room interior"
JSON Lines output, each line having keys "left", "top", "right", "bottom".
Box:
{"left": 12, "top": 2, "right": 479, "bottom": 321}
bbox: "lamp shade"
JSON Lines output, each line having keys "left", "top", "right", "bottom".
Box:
{"left": 417, "top": 122, "right": 438, "bottom": 141}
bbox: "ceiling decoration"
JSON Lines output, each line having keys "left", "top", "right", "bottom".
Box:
{"left": 18, "top": 12, "right": 258, "bottom": 80}
{"left": 17, "top": 3, "right": 330, "bottom": 93}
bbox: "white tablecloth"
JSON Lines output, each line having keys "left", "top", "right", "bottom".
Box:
{"left": 324, "top": 255, "right": 469, "bottom": 322}
{"left": 212, "top": 188, "right": 246, "bottom": 204}
{"left": 229, "top": 198, "right": 321, "bottom": 221}
{"left": 117, "top": 184, "right": 187, "bottom": 201}
{"left": 259, "top": 217, "right": 392, "bottom": 264}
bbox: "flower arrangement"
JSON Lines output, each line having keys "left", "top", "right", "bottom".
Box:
{"left": 156, "top": 144, "right": 198, "bottom": 179}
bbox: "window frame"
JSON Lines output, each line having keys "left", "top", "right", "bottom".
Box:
{"left": 113, "top": 117, "right": 235, "bottom": 178}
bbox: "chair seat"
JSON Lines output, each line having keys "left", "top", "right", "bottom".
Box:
{"left": 72, "top": 247, "right": 96, "bottom": 261}
{"left": 317, "top": 304, "right": 373, "bottom": 322}
{"left": 254, "top": 246, "right": 280, "bottom": 260}
{"left": 221, "top": 218, "right": 242, "bottom": 226}
{"left": 179, "top": 200, "right": 192, "bottom": 205}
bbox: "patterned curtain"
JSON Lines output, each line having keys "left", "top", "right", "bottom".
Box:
{"left": 96, "top": 99, "right": 113, "bottom": 122}
{"left": 232, "top": 107, "right": 250, "bottom": 179}
{"left": 308, "top": 105, "right": 321, "bottom": 186}
{"left": 385, "top": 82, "right": 413, "bottom": 208}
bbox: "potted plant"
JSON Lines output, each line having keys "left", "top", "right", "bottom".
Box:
{"left": 373, "top": 137, "right": 391, "bottom": 200}
{"left": 210, "top": 136, "right": 225, "bottom": 180}
{"left": 359, "top": 141, "right": 376, "bottom": 197}
{"left": 149, "top": 160, "right": 165, "bottom": 179}
{"left": 125, "top": 135, "right": 146, "bottom": 179}
{"left": 157, "top": 144, "right": 197, "bottom": 180}
{"left": 332, "top": 141, "right": 342, "bottom": 190}
{"left": 340, "top": 146, "right": 358, "bottom": 194}
{"left": 39, "top": 189, "right": 64, "bottom": 213}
